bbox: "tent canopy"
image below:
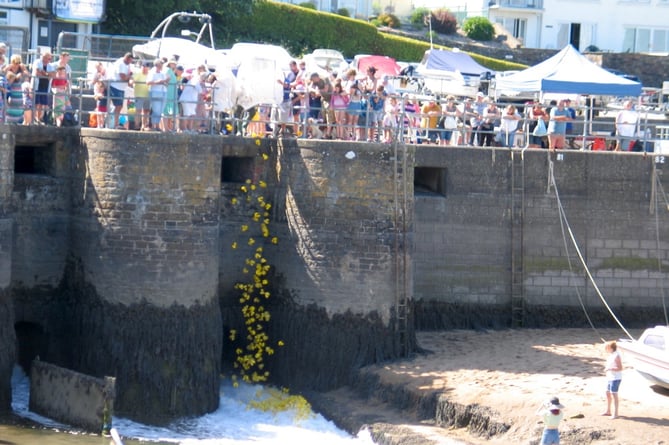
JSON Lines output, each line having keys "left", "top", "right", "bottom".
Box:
{"left": 354, "top": 55, "right": 401, "bottom": 78}
{"left": 494, "top": 44, "right": 642, "bottom": 97}
{"left": 420, "top": 49, "right": 494, "bottom": 76}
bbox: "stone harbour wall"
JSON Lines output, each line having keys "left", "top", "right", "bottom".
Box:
{"left": 2, "top": 123, "right": 669, "bottom": 423}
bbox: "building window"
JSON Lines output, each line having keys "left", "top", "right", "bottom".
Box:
{"left": 512, "top": 18, "right": 527, "bottom": 41}
{"left": 652, "top": 29, "right": 667, "bottom": 52}
{"left": 623, "top": 27, "right": 652, "bottom": 52}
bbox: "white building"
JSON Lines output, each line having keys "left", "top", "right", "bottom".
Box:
{"left": 480, "top": 0, "right": 669, "bottom": 53}
{"left": 284, "top": 0, "right": 669, "bottom": 53}
{"left": 0, "top": 0, "right": 98, "bottom": 55}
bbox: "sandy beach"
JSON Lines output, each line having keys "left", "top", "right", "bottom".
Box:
{"left": 315, "top": 328, "right": 669, "bottom": 445}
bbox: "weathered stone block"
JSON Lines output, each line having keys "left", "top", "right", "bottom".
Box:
{"left": 30, "top": 360, "right": 115, "bottom": 433}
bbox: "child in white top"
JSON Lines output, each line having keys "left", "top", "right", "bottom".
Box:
{"left": 537, "top": 396, "right": 564, "bottom": 445}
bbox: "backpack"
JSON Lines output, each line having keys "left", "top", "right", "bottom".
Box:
{"left": 62, "top": 109, "right": 78, "bottom": 127}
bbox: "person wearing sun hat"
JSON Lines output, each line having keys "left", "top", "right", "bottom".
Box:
{"left": 536, "top": 396, "right": 564, "bottom": 445}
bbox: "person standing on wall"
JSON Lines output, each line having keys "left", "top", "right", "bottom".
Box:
{"left": 498, "top": 104, "right": 522, "bottom": 148}
{"left": 469, "top": 92, "right": 487, "bottom": 145}
{"left": 51, "top": 66, "right": 70, "bottom": 127}
{"left": 615, "top": 100, "right": 638, "bottom": 151}
{"left": 109, "top": 52, "right": 133, "bottom": 129}
{"left": 131, "top": 61, "right": 151, "bottom": 131}
{"left": 32, "top": 51, "right": 54, "bottom": 125}
{"left": 146, "top": 58, "right": 168, "bottom": 131}
{"left": 564, "top": 98, "right": 577, "bottom": 148}
{"left": 275, "top": 60, "right": 300, "bottom": 137}
{"left": 547, "top": 99, "right": 571, "bottom": 150}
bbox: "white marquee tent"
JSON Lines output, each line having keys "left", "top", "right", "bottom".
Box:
{"left": 494, "top": 44, "right": 642, "bottom": 98}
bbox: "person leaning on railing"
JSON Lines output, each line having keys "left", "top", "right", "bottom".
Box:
{"left": 4, "top": 55, "right": 31, "bottom": 124}
{"left": 32, "top": 51, "right": 55, "bottom": 125}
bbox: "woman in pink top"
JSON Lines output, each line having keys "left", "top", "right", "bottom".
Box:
{"left": 330, "top": 80, "right": 349, "bottom": 140}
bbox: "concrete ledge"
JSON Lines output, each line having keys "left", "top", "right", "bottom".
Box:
{"left": 29, "top": 360, "right": 115, "bottom": 433}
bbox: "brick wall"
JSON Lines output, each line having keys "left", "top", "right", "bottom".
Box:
{"left": 75, "top": 131, "right": 221, "bottom": 308}
{"left": 414, "top": 147, "right": 669, "bottom": 328}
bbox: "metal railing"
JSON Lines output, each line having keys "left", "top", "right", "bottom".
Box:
{"left": 3, "top": 71, "right": 668, "bottom": 152}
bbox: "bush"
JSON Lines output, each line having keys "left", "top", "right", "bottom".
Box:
{"left": 430, "top": 8, "right": 457, "bottom": 35}
{"left": 298, "top": 2, "right": 316, "bottom": 9}
{"left": 462, "top": 17, "right": 495, "bottom": 41}
{"left": 376, "top": 12, "right": 401, "bottom": 29}
{"left": 409, "top": 7, "right": 430, "bottom": 28}
{"left": 336, "top": 8, "right": 350, "bottom": 17}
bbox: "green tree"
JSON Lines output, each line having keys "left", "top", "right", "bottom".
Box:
{"left": 409, "top": 7, "right": 430, "bottom": 28}
{"left": 462, "top": 17, "right": 495, "bottom": 41}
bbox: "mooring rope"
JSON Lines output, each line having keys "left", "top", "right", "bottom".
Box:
{"left": 652, "top": 169, "right": 669, "bottom": 325}
{"left": 548, "top": 159, "right": 635, "bottom": 341}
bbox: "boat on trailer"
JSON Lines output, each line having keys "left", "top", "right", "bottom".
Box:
{"left": 131, "top": 11, "right": 232, "bottom": 72}
{"left": 617, "top": 325, "right": 669, "bottom": 390}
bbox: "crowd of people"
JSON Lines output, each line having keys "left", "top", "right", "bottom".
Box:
{"left": 0, "top": 43, "right": 75, "bottom": 127}
{"left": 87, "top": 52, "right": 219, "bottom": 133}
{"left": 0, "top": 44, "right": 221, "bottom": 132}
{"left": 271, "top": 58, "right": 645, "bottom": 150}
{"left": 271, "top": 59, "right": 524, "bottom": 145}
{"left": 0, "top": 43, "right": 644, "bottom": 150}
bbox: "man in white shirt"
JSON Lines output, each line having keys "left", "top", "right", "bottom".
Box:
{"left": 615, "top": 100, "right": 638, "bottom": 151}
{"left": 109, "top": 52, "right": 134, "bottom": 129}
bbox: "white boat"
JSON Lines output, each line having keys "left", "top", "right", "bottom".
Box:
{"left": 131, "top": 12, "right": 233, "bottom": 72}
{"left": 302, "top": 48, "right": 348, "bottom": 79}
{"left": 617, "top": 325, "right": 669, "bottom": 390}
{"left": 415, "top": 48, "right": 494, "bottom": 98}
{"left": 131, "top": 13, "right": 296, "bottom": 111}
{"left": 226, "top": 42, "right": 293, "bottom": 110}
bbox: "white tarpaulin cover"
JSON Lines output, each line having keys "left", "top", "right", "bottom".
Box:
{"left": 494, "top": 44, "right": 642, "bottom": 97}
{"left": 132, "top": 37, "right": 233, "bottom": 72}
{"left": 234, "top": 56, "right": 285, "bottom": 110}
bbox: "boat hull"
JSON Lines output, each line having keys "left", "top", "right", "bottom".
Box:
{"left": 617, "top": 326, "right": 669, "bottom": 390}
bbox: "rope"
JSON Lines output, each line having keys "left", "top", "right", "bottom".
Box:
{"left": 652, "top": 170, "right": 669, "bottom": 325}
{"left": 548, "top": 160, "right": 635, "bottom": 342}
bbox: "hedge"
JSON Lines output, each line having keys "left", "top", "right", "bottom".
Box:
{"left": 219, "top": 1, "right": 525, "bottom": 71}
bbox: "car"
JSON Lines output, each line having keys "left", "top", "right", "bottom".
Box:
{"left": 302, "top": 49, "right": 348, "bottom": 78}
{"left": 605, "top": 68, "right": 641, "bottom": 83}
